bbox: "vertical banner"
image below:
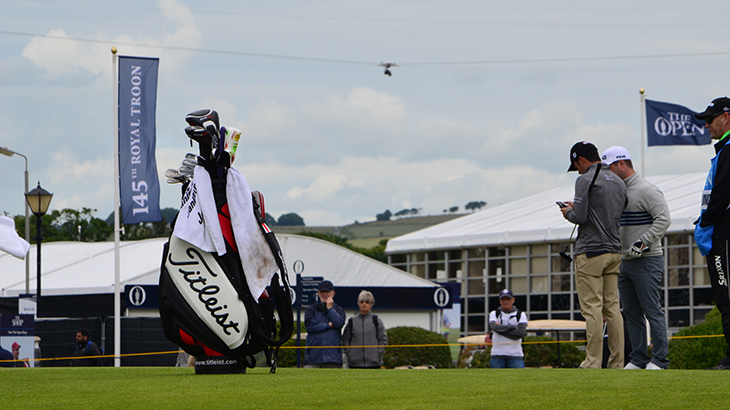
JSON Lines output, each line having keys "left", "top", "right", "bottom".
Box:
{"left": 645, "top": 99, "right": 711, "bottom": 146}
{"left": 118, "top": 56, "right": 162, "bottom": 224}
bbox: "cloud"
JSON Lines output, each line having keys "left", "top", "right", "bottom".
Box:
{"left": 21, "top": 30, "right": 108, "bottom": 78}
{"left": 43, "top": 151, "right": 114, "bottom": 215}
{"left": 20, "top": 0, "right": 201, "bottom": 82}
{"left": 238, "top": 155, "right": 574, "bottom": 226}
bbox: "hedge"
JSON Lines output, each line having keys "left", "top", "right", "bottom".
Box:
{"left": 668, "top": 307, "right": 727, "bottom": 369}
{"left": 382, "top": 326, "right": 452, "bottom": 368}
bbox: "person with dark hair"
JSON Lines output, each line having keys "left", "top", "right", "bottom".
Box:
{"left": 603, "top": 146, "right": 670, "bottom": 370}
{"left": 304, "top": 280, "right": 346, "bottom": 368}
{"left": 342, "top": 290, "right": 388, "bottom": 369}
{"left": 560, "top": 141, "right": 627, "bottom": 369}
{"left": 694, "top": 97, "right": 730, "bottom": 370}
{"left": 71, "top": 329, "right": 103, "bottom": 367}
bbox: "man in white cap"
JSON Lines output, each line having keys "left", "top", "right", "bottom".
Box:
{"left": 488, "top": 289, "right": 528, "bottom": 368}
{"left": 602, "top": 146, "right": 670, "bottom": 370}
{"left": 694, "top": 97, "right": 730, "bottom": 370}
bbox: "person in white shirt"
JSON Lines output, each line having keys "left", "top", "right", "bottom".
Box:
{"left": 488, "top": 289, "right": 528, "bottom": 368}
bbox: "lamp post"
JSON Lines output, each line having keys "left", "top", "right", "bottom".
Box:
{"left": 25, "top": 182, "right": 53, "bottom": 317}
{"left": 0, "top": 146, "right": 30, "bottom": 294}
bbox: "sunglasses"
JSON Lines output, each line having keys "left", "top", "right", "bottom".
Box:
{"left": 706, "top": 112, "right": 726, "bottom": 125}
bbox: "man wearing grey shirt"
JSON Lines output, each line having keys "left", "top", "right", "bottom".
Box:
{"left": 602, "top": 146, "right": 670, "bottom": 370}
{"left": 561, "top": 141, "right": 627, "bottom": 369}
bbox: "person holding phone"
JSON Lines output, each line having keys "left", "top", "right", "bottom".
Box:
{"left": 561, "top": 141, "right": 627, "bottom": 369}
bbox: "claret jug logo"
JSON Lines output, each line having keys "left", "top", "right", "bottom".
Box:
{"left": 166, "top": 236, "right": 249, "bottom": 349}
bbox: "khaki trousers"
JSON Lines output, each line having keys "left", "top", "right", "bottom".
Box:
{"left": 575, "top": 253, "right": 624, "bottom": 369}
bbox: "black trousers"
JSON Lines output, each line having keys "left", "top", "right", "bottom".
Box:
{"left": 706, "top": 239, "right": 730, "bottom": 363}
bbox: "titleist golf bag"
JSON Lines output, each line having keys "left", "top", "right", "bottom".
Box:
{"left": 159, "top": 109, "right": 293, "bottom": 372}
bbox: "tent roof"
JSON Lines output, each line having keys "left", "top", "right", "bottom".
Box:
{"left": 385, "top": 173, "right": 706, "bottom": 253}
{"left": 0, "top": 234, "right": 435, "bottom": 297}
{"left": 276, "top": 234, "right": 437, "bottom": 288}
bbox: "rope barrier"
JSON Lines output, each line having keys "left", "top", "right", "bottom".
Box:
{"left": 0, "top": 333, "right": 724, "bottom": 364}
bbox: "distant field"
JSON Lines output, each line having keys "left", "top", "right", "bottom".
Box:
{"left": 273, "top": 214, "right": 464, "bottom": 246}
{"left": 2, "top": 367, "right": 727, "bottom": 409}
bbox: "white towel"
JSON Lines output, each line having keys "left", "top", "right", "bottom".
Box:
{"left": 172, "top": 165, "right": 227, "bottom": 255}
{"left": 227, "top": 167, "right": 278, "bottom": 300}
{"left": 0, "top": 215, "right": 30, "bottom": 259}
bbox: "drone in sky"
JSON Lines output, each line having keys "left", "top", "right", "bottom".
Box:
{"left": 380, "top": 62, "right": 397, "bottom": 76}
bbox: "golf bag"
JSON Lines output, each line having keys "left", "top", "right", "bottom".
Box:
{"left": 159, "top": 110, "right": 293, "bottom": 372}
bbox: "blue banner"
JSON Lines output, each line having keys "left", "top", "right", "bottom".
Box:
{"left": 118, "top": 56, "right": 161, "bottom": 224}
{"left": 645, "top": 99, "right": 711, "bottom": 146}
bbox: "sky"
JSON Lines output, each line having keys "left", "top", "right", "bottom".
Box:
{"left": 1, "top": 0, "right": 728, "bottom": 227}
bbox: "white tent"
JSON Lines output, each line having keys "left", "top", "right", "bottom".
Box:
{"left": 0, "top": 238, "right": 166, "bottom": 297}
{"left": 276, "top": 234, "right": 437, "bottom": 288}
{"left": 0, "top": 234, "right": 443, "bottom": 330}
{"left": 0, "top": 235, "right": 438, "bottom": 297}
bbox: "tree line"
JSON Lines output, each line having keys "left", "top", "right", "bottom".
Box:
{"left": 376, "top": 200, "right": 487, "bottom": 221}
{"left": 8, "top": 208, "right": 307, "bottom": 243}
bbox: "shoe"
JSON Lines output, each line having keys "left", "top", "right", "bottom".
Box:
{"left": 624, "top": 362, "right": 642, "bottom": 369}
{"left": 706, "top": 364, "right": 730, "bottom": 370}
{"left": 645, "top": 362, "right": 663, "bottom": 370}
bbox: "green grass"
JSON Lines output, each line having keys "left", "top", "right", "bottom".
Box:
{"left": 1, "top": 367, "right": 727, "bottom": 409}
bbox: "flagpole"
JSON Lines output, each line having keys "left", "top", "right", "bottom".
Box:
{"left": 640, "top": 88, "right": 647, "bottom": 177}
{"left": 112, "top": 46, "right": 122, "bottom": 368}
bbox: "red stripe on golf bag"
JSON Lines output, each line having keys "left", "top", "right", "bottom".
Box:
{"left": 218, "top": 203, "right": 238, "bottom": 253}
{"left": 179, "top": 329, "right": 222, "bottom": 356}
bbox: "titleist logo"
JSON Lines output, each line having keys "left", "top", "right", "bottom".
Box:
{"left": 168, "top": 247, "right": 241, "bottom": 335}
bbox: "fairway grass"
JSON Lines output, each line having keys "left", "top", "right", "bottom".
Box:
{"left": 1, "top": 367, "right": 726, "bottom": 409}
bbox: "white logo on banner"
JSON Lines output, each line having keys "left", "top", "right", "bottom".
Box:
{"left": 129, "top": 286, "right": 147, "bottom": 306}
{"left": 433, "top": 288, "right": 450, "bottom": 308}
{"left": 654, "top": 112, "right": 705, "bottom": 137}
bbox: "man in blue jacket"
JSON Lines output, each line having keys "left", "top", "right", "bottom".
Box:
{"left": 695, "top": 97, "right": 730, "bottom": 370}
{"left": 305, "top": 280, "right": 346, "bottom": 368}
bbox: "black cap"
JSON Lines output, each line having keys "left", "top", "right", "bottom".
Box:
{"left": 568, "top": 141, "right": 598, "bottom": 172}
{"left": 318, "top": 280, "right": 334, "bottom": 292}
{"left": 499, "top": 289, "right": 514, "bottom": 299}
{"left": 695, "top": 97, "right": 730, "bottom": 120}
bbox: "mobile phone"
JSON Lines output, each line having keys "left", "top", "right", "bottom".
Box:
{"left": 556, "top": 201, "right": 568, "bottom": 208}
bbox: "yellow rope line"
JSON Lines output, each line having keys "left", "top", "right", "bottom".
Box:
{"left": 0, "top": 334, "right": 723, "bottom": 364}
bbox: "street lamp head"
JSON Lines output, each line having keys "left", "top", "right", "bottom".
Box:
{"left": 0, "top": 146, "right": 15, "bottom": 157}
{"left": 25, "top": 182, "right": 53, "bottom": 216}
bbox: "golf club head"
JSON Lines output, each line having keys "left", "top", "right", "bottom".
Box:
{"left": 164, "top": 168, "right": 183, "bottom": 179}
{"left": 164, "top": 169, "right": 188, "bottom": 184}
{"left": 185, "top": 109, "right": 220, "bottom": 130}
{"left": 185, "top": 126, "right": 213, "bottom": 161}
{"left": 559, "top": 251, "right": 573, "bottom": 263}
{"left": 185, "top": 109, "right": 220, "bottom": 154}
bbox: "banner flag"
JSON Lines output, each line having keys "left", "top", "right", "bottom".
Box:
{"left": 118, "top": 56, "right": 161, "bottom": 224}
{"left": 645, "top": 99, "right": 711, "bottom": 146}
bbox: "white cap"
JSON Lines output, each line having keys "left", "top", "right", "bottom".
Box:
{"left": 601, "top": 146, "right": 631, "bottom": 165}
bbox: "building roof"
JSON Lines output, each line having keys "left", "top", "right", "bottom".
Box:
{"left": 385, "top": 173, "right": 706, "bottom": 253}
{"left": 0, "top": 234, "right": 436, "bottom": 297}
